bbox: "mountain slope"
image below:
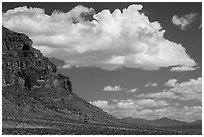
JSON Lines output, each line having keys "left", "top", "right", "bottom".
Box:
{"left": 2, "top": 26, "right": 129, "bottom": 128}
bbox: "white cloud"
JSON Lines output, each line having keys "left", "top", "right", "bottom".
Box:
{"left": 139, "top": 77, "right": 202, "bottom": 102}
{"left": 103, "top": 86, "right": 138, "bottom": 93}
{"left": 136, "top": 106, "right": 199, "bottom": 122}
{"left": 138, "top": 91, "right": 177, "bottom": 99}
{"left": 3, "top": 5, "right": 197, "bottom": 71}
{"left": 113, "top": 106, "right": 202, "bottom": 122}
{"left": 89, "top": 100, "right": 115, "bottom": 112}
{"left": 127, "top": 88, "right": 137, "bottom": 93}
{"left": 166, "top": 77, "right": 202, "bottom": 93}
{"left": 114, "top": 98, "right": 168, "bottom": 108}
{"left": 167, "top": 77, "right": 202, "bottom": 101}
{"left": 116, "top": 99, "right": 143, "bottom": 109}
{"left": 90, "top": 99, "right": 201, "bottom": 122}
{"left": 90, "top": 99, "right": 143, "bottom": 112}
{"left": 153, "top": 106, "right": 202, "bottom": 122}
{"left": 136, "top": 98, "right": 168, "bottom": 107}
{"left": 103, "top": 85, "right": 123, "bottom": 91}
{"left": 164, "top": 79, "right": 178, "bottom": 87}
{"left": 92, "top": 98, "right": 168, "bottom": 111}
{"left": 170, "top": 66, "right": 198, "bottom": 71}
{"left": 145, "top": 81, "right": 158, "bottom": 87}
{"left": 172, "top": 13, "right": 198, "bottom": 30}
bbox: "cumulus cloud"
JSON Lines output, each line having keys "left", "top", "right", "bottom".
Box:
{"left": 167, "top": 77, "right": 202, "bottom": 101}
{"left": 136, "top": 98, "right": 168, "bottom": 107}
{"left": 90, "top": 99, "right": 201, "bottom": 122}
{"left": 116, "top": 99, "right": 143, "bottom": 109}
{"left": 170, "top": 66, "right": 198, "bottom": 71}
{"left": 172, "top": 13, "right": 198, "bottom": 30}
{"left": 165, "top": 77, "right": 202, "bottom": 92}
{"left": 118, "top": 99, "right": 168, "bottom": 108}
{"left": 164, "top": 79, "right": 178, "bottom": 87}
{"left": 2, "top": 5, "right": 197, "bottom": 71}
{"left": 103, "top": 85, "right": 123, "bottom": 91}
{"left": 90, "top": 99, "right": 142, "bottom": 112}
{"left": 91, "top": 98, "right": 168, "bottom": 111}
{"left": 139, "top": 77, "right": 202, "bottom": 101}
{"left": 103, "top": 85, "right": 138, "bottom": 92}
{"left": 110, "top": 109, "right": 155, "bottom": 120}
{"left": 89, "top": 100, "right": 115, "bottom": 112}
{"left": 127, "top": 88, "right": 137, "bottom": 93}
{"left": 153, "top": 106, "right": 202, "bottom": 122}
{"left": 145, "top": 81, "right": 158, "bottom": 87}
{"left": 138, "top": 91, "right": 177, "bottom": 99}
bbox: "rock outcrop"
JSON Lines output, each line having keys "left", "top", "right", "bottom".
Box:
{"left": 2, "top": 26, "right": 68, "bottom": 91}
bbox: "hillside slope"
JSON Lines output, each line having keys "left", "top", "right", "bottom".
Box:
{"left": 2, "top": 26, "right": 129, "bottom": 128}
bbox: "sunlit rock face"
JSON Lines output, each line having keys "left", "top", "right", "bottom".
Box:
{"left": 2, "top": 26, "right": 70, "bottom": 92}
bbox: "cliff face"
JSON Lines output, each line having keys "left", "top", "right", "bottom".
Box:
{"left": 2, "top": 26, "right": 127, "bottom": 127}
{"left": 2, "top": 27, "right": 71, "bottom": 92}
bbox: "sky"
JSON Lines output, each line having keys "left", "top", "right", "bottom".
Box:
{"left": 2, "top": 2, "right": 202, "bottom": 122}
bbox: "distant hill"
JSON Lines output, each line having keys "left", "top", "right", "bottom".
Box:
{"left": 122, "top": 117, "right": 202, "bottom": 134}
{"left": 190, "top": 120, "right": 202, "bottom": 125}
{"left": 150, "top": 117, "right": 188, "bottom": 127}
